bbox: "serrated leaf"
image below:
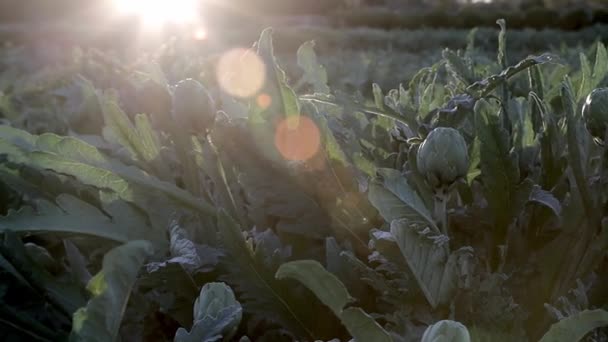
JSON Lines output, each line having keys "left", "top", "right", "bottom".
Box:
{"left": 174, "top": 305, "right": 242, "bottom": 342}
{"left": 443, "top": 49, "right": 473, "bottom": 85}
{"left": 276, "top": 260, "right": 392, "bottom": 342}
{"left": 216, "top": 210, "right": 319, "bottom": 340}
{"left": 577, "top": 42, "right": 608, "bottom": 102}
{"left": 163, "top": 218, "right": 222, "bottom": 274}
{"left": 64, "top": 239, "right": 93, "bottom": 288}
{"left": 1, "top": 231, "right": 86, "bottom": 316}
{"left": 390, "top": 219, "right": 473, "bottom": 308}
{"left": 530, "top": 92, "right": 564, "bottom": 189}
{"left": 475, "top": 99, "right": 520, "bottom": 245}
{"left": 297, "top": 41, "right": 330, "bottom": 94}
{"left": 372, "top": 83, "right": 384, "bottom": 110}
{"left": 539, "top": 309, "right": 608, "bottom": 342}
{"left": 70, "top": 240, "right": 154, "bottom": 342}
{"left": 0, "top": 194, "right": 164, "bottom": 247}
{"left": 562, "top": 79, "right": 595, "bottom": 224}
{"left": 133, "top": 114, "right": 162, "bottom": 162}
{"left": 174, "top": 282, "right": 242, "bottom": 342}
{"left": 368, "top": 168, "right": 438, "bottom": 232}
{"left": 140, "top": 262, "right": 199, "bottom": 328}
{"left": 0, "top": 125, "right": 216, "bottom": 216}
{"left": 256, "top": 28, "right": 299, "bottom": 119}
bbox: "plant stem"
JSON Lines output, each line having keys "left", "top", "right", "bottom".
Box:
{"left": 434, "top": 187, "right": 449, "bottom": 237}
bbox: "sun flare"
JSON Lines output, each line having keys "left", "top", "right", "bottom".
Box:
{"left": 113, "top": 0, "right": 200, "bottom": 27}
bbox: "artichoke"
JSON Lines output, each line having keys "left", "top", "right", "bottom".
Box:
{"left": 582, "top": 87, "right": 608, "bottom": 143}
{"left": 421, "top": 320, "right": 471, "bottom": 342}
{"left": 417, "top": 127, "right": 469, "bottom": 188}
{"left": 172, "top": 78, "right": 216, "bottom": 134}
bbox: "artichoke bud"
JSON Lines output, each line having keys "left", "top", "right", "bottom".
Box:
{"left": 416, "top": 127, "right": 469, "bottom": 189}
{"left": 421, "top": 320, "right": 471, "bottom": 342}
{"left": 582, "top": 87, "right": 608, "bottom": 144}
{"left": 172, "top": 78, "right": 216, "bottom": 134}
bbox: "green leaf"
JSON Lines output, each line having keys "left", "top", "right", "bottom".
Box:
{"left": 63, "top": 239, "right": 92, "bottom": 288}
{"left": 276, "top": 260, "right": 392, "bottom": 342}
{"left": 528, "top": 65, "right": 545, "bottom": 132}
{"left": 174, "top": 282, "right": 242, "bottom": 342}
{"left": 216, "top": 210, "right": 319, "bottom": 340}
{"left": 496, "top": 19, "right": 507, "bottom": 69}
{"left": 539, "top": 309, "right": 608, "bottom": 342}
{"left": 510, "top": 97, "right": 536, "bottom": 149}
{"left": 0, "top": 231, "right": 86, "bottom": 316}
{"left": 577, "top": 42, "right": 608, "bottom": 102}
{"left": 0, "top": 194, "right": 165, "bottom": 247}
{"left": 562, "top": 79, "right": 595, "bottom": 225}
{"left": 443, "top": 49, "right": 473, "bottom": 86}
{"left": 372, "top": 83, "right": 385, "bottom": 110}
{"left": 390, "top": 219, "right": 473, "bottom": 308}
{"left": 528, "top": 185, "right": 562, "bottom": 219}
{"left": 174, "top": 305, "right": 242, "bottom": 342}
{"left": 368, "top": 168, "right": 438, "bottom": 232}
{"left": 70, "top": 240, "right": 154, "bottom": 342}
{"left": 296, "top": 41, "right": 330, "bottom": 94}
{"left": 99, "top": 91, "right": 161, "bottom": 164}
{"left": 474, "top": 99, "right": 520, "bottom": 245}
{"left": 530, "top": 92, "right": 565, "bottom": 189}
{"left": 166, "top": 219, "right": 222, "bottom": 273}
{"left": 0, "top": 126, "right": 216, "bottom": 216}
{"left": 276, "top": 260, "right": 352, "bottom": 311}
{"left": 248, "top": 28, "right": 300, "bottom": 164}
{"left": 256, "top": 28, "right": 299, "bottom": 118}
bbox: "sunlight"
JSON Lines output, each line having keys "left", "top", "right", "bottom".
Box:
{"left": 216, "top": 48, "right": 266, "bottom": 98}
{"left": 113, "top": 0, "right": 199, "bottom": 27}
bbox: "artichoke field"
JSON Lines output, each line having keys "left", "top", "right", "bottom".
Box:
{"left": 0, "top": 21, "right": 607, "bottom": 341}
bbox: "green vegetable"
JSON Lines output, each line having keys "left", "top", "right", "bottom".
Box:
{"left": 582, "top": 87, "right": 608, "bottom": 143}
{"left": 172, "top": 78, "right": 216, "bottom": 134}
{"left": 421, "top": 320, "right": 471, "bottom": 342}
{"left": 417, "top": 127, "right": 469, "bottom": 188}
{"left": 174, "top": 282, "right": 242, "bottom": 342}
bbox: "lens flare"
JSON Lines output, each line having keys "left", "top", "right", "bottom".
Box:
{"left": 256, "top": 93, "right": 272, "bottom": 109}
{"left": 193, "top": 27, "right": 208, "bottom": 40}
{"left": 216, "top": 48, "right": 266, "bottom": 98}
{"left": 274, "top": 116, "right": 321, "bottom": 161}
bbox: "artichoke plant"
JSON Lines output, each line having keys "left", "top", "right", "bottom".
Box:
{"left": 172, "top": 78, "right": 217, "bottom": 134}
{"left": 582, "top": 87, "right": 608, "bottom": 145}
{"left": 416, "top": 126, "right": 469, "bottom": 236}
{"left": 417, "top": 127, "right": 469, "bottom": 189}
{"left": 421, "top": 320, "right": 471, "bottom": 342}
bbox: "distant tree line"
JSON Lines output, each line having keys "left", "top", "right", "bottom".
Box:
{"left": 0, "top": 0, "right": 605, "bottom": 30}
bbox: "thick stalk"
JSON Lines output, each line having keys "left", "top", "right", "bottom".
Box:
{"left": 434, "top": 187, "right": 449, "bottom": 237}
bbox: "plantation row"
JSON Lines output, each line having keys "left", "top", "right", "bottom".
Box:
{"left": 0, "top": 21, "right": 608, "bottom": 341}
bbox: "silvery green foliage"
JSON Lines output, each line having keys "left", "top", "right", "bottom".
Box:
{"left": 416, "top": 127, "right": 469, "bottom": 188}
{"left": 582, "top": 87, "right": 608, "bottom": 143}
{"left": 420, "top": 320, "right": 471, "bottom": 342}
{"left": 174, "top": 282, "right": 243, "bottom": 342}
